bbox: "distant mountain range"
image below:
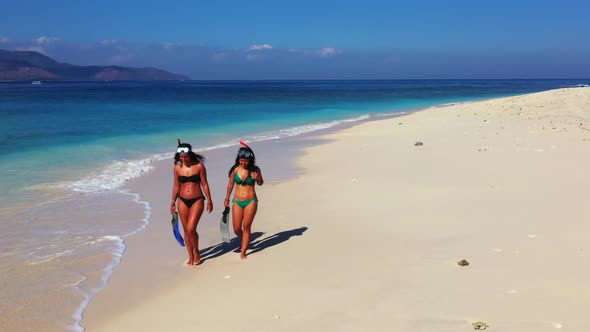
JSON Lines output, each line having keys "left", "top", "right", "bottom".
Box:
{"left": 0, "top": 49, "right": 189, "bottom": 81}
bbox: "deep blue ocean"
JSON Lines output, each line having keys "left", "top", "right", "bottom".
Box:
{"left": 1, "top": 79, "right": 589, "bottom": 331}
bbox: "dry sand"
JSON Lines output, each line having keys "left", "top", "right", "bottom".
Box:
{"left": 82, "top": 87, "right": 590, "bottom": 331}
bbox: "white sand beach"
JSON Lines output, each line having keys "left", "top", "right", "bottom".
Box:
{"left": 82, "top": 87, "right": 590, "bottom": 332}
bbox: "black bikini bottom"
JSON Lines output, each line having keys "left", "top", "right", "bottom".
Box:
{"left": 178, "top": 195, "right": 205, "bottom": 208}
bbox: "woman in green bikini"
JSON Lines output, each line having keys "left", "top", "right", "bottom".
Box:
{"left": 224, "top": 142, "right": 264, "bottom": 259}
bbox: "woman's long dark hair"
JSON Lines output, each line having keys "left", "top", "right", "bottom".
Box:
{"left": 228, "top": 146, "right": 256, "bottom": 177}
{"left": 174, "top": 142, "right": 205, "bottom": 165}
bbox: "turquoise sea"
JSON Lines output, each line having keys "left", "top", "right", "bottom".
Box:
{"left": 1, "top": 79, "right": 589, "bottom": 331}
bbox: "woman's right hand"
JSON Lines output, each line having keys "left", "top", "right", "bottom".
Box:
{"left": 224, "top": 198, "right": 230, "bottom": 207}
{"left": 170, "top": 203, "right": 176, "bottom": 215}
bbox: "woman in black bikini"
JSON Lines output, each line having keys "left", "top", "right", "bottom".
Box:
{"left": 170, "top": 140, "right": 213, "bottom": 266}
{"left": 224, "top": 142, "right": 264, "bottom": 259}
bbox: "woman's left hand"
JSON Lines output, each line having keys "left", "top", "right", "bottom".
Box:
{"left": 206, "top": 202, "right": 213, "bottom": 213}
{"left": 250, "top": 171, "right": 258, "bottom": 180}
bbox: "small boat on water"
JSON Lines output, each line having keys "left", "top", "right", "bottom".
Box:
{"left": 31, "top": 81, "right": 43, "bottom": 85}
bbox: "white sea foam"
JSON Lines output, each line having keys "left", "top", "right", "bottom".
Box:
{"left": 232, "top": 114, "right": 371, "bottom": 143}
{"left": 274, "top": 114, "right": 370, "bottom": 137}
{"left": 195, "top": 114, "right": 373, "bottom": 152}
{"left": 65, "top": 158, "right": 155, "bottom": 193}
{"left": 69, "top": 234, "right": 125, "bottom": 332}
{"left": 70, "top": 192, "right": 150, "bottom": 332}
{"left": 26, "top": 249, "right": 75, "bottom": 265}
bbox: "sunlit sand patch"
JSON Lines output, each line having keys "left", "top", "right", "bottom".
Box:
{"left": 506, "top": 289, "right": 518, "bottom": 294}
{"left": 527, "top": 234, "right": 537, "bottom": 239}
{"left": 489, "top": 248, "right": 503, "bottom": 253}
{"left": 552, "top": 322, "right": 563, "bottom": 329}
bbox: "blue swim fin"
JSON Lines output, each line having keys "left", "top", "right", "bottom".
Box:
{"left": 171, "top": 212, "right": 185, "bottom": 247}
{"left": 220, "top": 206, "right": 231, "bottom": 243}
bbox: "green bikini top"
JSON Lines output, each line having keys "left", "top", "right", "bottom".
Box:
{"left": 234, "top": 171, "right": 255, "bottom": 186}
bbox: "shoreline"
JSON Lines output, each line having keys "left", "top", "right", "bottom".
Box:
{"left": 82, "top": 87, "right": 590, "bottom": 331}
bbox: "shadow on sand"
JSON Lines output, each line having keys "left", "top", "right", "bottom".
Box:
{"left": 198, "top": 232, "right": 262, "bottom": 263}
{"left": 198, "top": 226, "right": 308, "bottom": 263}
{"left": 248, "top": 226, "right": 308, "bottom": 256}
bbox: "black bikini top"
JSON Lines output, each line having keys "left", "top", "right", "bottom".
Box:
{"left": 178, "top": 174, "right": 201, "bottom": 183}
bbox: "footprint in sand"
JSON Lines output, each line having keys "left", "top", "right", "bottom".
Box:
{"left": 528, "top": 234, "right": 537, "bottom": 239}
{"left": 490, "top": 248, "right": 503, "bottom": 253}
{"left": 506, "top": 289, "right": 518, "bottom": 294}
{"left": 224, "top": 275, "right": 231, "bottom": 279}
{"left": 552, "top": 322, "right": 563, "bottom": 329}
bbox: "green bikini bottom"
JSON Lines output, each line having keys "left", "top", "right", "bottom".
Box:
{"left": 232, "top": 197, "right": 258, "bottom": 208}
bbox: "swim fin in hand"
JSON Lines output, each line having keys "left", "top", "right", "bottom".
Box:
{"left": 220, "top": 206, "right": 231, "bottom": 243}
{"left": 171, "top": 212, "right": 185, "bottom": 247}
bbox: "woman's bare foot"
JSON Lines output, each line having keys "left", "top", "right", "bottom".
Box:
{"left": 193, "top": 259, "right": 202, "bottom": 266}
{"left": 240, "top": 252, "right": 247, "bottom": 260}
{"left": 185, "top": 259, "right": 194, "bottom": 266}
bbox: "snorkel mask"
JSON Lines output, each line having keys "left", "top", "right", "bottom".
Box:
{"left": 238, "top": 141, "right": 254, "bottom": 159}
{"left": 177, "top": 146, "right": 190, "bottom": 153}
{"left": 176, "top": 139, "right": 191, "bottom": 154}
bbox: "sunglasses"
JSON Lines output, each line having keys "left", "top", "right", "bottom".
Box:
{"left": 177, "top": 147, "right": 190, "bottom": 153}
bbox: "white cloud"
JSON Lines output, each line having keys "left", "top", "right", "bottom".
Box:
{"left": 36, "top": 36, "right": 60, "bottom": 44}
{"left": 301, "top": 47, "right": 342, "bottom": 57}
{"left": 318, "top": 47, "right": 340, "bottom": 57}
{"left": 248, "top": 44, "right": 272, "bottom": 51}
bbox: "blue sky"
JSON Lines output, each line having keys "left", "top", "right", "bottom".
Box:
{"left": 1, "top": 0, "right": 589, "bottom": 79}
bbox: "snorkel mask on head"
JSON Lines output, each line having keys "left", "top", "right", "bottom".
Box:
{"left": 238, "top": 141, "right": 254, "bottom": 159}
{"left": 176, "top": 139, "right": 191, "bottom": 154}
{"left": 238, "top": 149, "right": 254, "bottom": 158}
{"left": 177, "top": 146, "right": 190, "bottom": 153}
